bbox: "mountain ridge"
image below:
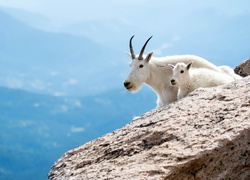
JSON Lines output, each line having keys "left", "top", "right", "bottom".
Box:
{"left": 0, "top": 84, "right": 155, "bottom": 180}
{"left": 0, "top": 10, "right": 125, "bottom": 96}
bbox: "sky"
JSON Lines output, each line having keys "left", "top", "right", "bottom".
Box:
{"left": 0, "top": 0, "right": 249, "bottom": 66}
{"left": 0, "top": 0, "right": 249, "bottom": 23}
{"left": 1, "top": 0, "right": 249, "bottom": 43}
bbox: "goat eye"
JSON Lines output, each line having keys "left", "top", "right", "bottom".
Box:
{"left": 139, "top": 64, "right": 144, "bottom": 68}
{"left": 180, "top": 70, "right": 184, "bottom": 73}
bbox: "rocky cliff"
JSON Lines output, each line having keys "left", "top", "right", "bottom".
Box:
{"left": 48, "top": 59, "right": 250, "bottom": 180}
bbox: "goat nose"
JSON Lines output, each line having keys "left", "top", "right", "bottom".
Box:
{"left": 171, "top": 79, "right": 175, "bottom": 83}
{"left": 124, "top": 81, "right": 130, "bottom": 87}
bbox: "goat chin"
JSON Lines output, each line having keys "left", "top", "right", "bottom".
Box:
{"left": 125, "top": 84, "right": 142, "bottom": 93}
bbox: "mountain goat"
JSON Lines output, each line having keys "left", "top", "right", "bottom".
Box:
{"left": 219, "top": 65, "right": 242, "bottom": 80}
{"left": 123, "top": 36, "right": 240, "bottom": 108}
{"left": 169, "top": 62, "right": 235, "bottom": 100}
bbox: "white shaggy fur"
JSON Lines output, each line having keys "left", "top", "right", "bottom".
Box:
{"left": 124, "top": 53, "right": 226, "bottom": 108}
{"left": 219, "top": 65, "right": 242, "bottom": 80}
{"left": 124, "top": 36, "right": 241, "bottom": 108}
{"left": 169, "top": 62, "right": 235, "bottom": 100}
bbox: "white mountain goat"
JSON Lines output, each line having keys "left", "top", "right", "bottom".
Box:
{"left": 123, "top": 36, "right": 241, "bottom": 108}
{"left": 169, "top": 62, "right": 236, "bottom": 100}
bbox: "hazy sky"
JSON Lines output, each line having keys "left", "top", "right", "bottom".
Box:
{"left": 0, "top": 0, "right": 249, "bottom": 66}
{"left": 0, "top": 0, "right": 249, "bottom": 23}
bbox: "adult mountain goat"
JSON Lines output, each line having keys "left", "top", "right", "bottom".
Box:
{"left": 169, "top": 62, "right": 236, "bottom": 100}
{"left": 123, "top": 36, "right": 239, "bottom": 108}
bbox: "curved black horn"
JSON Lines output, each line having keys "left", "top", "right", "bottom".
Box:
{"left": 129, "top": 35, "right": 136, "bottom": 59}
{"left": 138, "top": 36, "right": 153, "bottom": 60}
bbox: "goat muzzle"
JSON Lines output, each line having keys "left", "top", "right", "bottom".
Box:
{"left": 170, "top": 79, "right": 176, "bottom": 86}
{"left": 124, "top": 81, "right": 131, "bottom": 87}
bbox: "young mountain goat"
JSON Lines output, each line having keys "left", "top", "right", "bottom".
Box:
{"left": 169, "top": 62, "right": 235, "bottom": 100}
{"left": 123, "top": 36, "right": 240, "bottom": 108}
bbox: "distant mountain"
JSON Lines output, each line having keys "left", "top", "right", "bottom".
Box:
{"left": 0, "top": 7, "right": 56, "bottom": 31}
{"left": 0, "top": 10, "right": 127, "bottom": 96}
{"left": 0, "top": 85, "right": 156, "bottom": 180}
{"left": 165, "top": 9, "right": 250, "bottom": 67}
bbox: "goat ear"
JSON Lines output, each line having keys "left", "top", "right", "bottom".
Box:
{"left": 125, "top": 52, "right": 132, "bottom": 58}
{"left": 168, "top": 64, "right": 175, "bottom": 69}
{"left": 145, "top": 52, "right": 153, "bottom": 62}
{"left": 186, "top": 61, "right": 193, "bottom": 70}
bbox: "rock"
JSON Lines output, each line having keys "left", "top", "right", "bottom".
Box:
{"left": 48, "top": 76, "right": 250, "bottom": 180}
{"left": 234, "top": 58, "right": 250, "bottom": 77}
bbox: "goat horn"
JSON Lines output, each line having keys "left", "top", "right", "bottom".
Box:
{"left": 138, "top": 36, "right": 153, "bottom": 60}
{"left": 129, "top": 35, "right": 136, "bottom": 59}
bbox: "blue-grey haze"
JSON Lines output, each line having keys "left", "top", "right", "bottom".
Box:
{"left": 0, "top": 2, "right": 249, "bottom": 179}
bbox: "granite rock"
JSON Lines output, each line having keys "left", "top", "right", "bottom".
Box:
{"left": 49, "top": 75, "right": 250, "bottom": 180}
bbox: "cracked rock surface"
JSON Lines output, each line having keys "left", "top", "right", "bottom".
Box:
{"left": 49, "top": 77, "right": 250, "bottom": 180}
{"left": 49, "top": 76, "right": 250, "bottom": 179}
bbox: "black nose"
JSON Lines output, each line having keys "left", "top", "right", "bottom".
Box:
{"left": 171, "top": 79, "right": 175, "bottom": 83}
{"left": 124, "top": 81, "right": 130, "bottom": 87}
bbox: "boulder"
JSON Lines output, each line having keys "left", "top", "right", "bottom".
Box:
{"left": 234, "top": 58, "right": 250, "bottom": 77}
{"left": 48, "top": 76, "right": 250, "bottom": 180}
